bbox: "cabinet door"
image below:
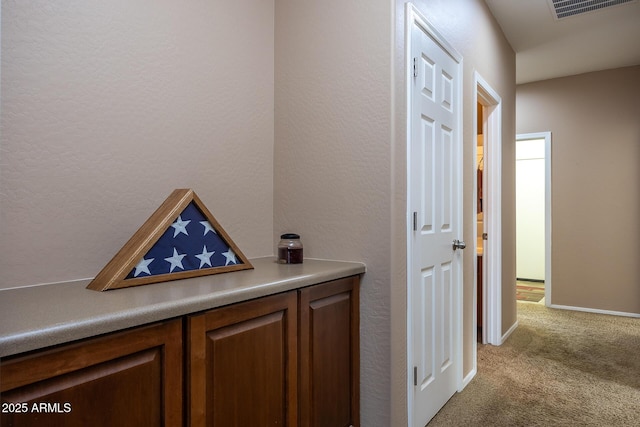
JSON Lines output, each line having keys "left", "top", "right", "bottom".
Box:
{"left": 187, "top": 292, "right": 297, "bottom": 427}
{"left": 0, "top": 319, "right": 183, "bottom": 427}
{"left": 299, "top": 276, "right": 360, "bottom": 427}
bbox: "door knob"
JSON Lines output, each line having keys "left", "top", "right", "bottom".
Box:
{"left": 452, "top": 239, "right": 466, "bottom": 250}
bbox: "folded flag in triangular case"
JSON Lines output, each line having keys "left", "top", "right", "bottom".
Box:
{"left": 87, "top": 189, "right": 252, "bottom": 291}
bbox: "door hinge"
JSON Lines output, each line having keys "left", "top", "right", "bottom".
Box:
{"left": 482, "top": 233, "right": 488, "bottom": 240}
{"left": 413, "top": 212, "right": 418, "bottom": 231}
{"left": 413, "top": 57, "right": 418, "bottom": 78}
{"left": 413, "top": 366, "right": 418, "bottom": 386}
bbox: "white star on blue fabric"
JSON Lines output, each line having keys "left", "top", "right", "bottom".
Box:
{"left": 195, "top": 245, "right": 215, "bottom": 268}
{"left": 200, "top": 220, "right": 216, "bottom": 236}
{"left": 133, "top": 257, "right": 154, "bottom": 277}
{"left": 171, "top": 215, "right": 191, "bottom": 237}
{"left": 222, "top": 249, "right": 237, "bottom": 266}
{"left": 164, "top": 248, "right": 186, "bottom": 272}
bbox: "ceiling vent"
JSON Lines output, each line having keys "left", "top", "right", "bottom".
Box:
{"left": 548, "top": 0, "right": 637, "bottom": 19}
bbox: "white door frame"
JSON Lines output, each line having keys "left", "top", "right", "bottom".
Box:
{"left": 406, "top": 3, "right": 463, "bottom": 425}
{"left": 516, "top": 132, "right": 552, "bottom": 306}
{"left": 473, "top": 73, "right": 503, "bottom": 349}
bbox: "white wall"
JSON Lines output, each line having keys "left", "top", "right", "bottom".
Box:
{"left": 515, "top": 139, "right": 545, "bottom": 280}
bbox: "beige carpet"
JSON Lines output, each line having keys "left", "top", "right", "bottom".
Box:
{"left": 428, "top": 302, "right": 640, "bottom": 426}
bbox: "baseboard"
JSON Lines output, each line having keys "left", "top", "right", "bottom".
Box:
{"left": 500, "top": 319, "right": 519, "bottom": 344}
{"left": 461, "top": 367, "right": 476, "bottom": 390}
{"left": 549, "top": 304, "right": 640, "bottom": 318}
{"left": 516, "top": 278, "right": 544, "bottom": 283}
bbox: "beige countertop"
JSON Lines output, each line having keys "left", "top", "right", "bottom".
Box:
{"left": 0, "top": 257, "right": 365, "bottom": 358}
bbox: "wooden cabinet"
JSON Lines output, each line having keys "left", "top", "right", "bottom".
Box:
{"left": 0, "top": 319, "right": 183, "bottom": 427}
{"left": 1, "top": 276, "right": 360, "bottom": 427}
{"left": 188, "top": 276, "right": 360, "bottom": 427}
{"left": 187, "top": 291, "right": 298, "bottom": 427}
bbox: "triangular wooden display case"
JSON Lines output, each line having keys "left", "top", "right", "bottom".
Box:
{"left": 87, "top": 189, "right": 253, "bottom": 291}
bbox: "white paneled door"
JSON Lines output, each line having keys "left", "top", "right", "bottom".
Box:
{"left": 407, "top": 5, "right": 463, "bottom": 426}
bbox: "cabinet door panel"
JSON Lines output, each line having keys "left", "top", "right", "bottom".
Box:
{"left": 188, "top": 292, "right": 297, "bottom": 427}
{"left": 299, "top": 276, "right": 360, "bottom": 427}
{"left": 1, "top": 320, "right": 183, "bottom": 427}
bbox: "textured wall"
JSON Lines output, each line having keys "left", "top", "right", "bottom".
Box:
{"left": 274, "top": 0, "right": 392, "bottom": 424}
{"left": 517, "top": 66, "right": 640, "bottom": 315}
{"left": 1, "top": 0, "right": 275, "bottom": 288}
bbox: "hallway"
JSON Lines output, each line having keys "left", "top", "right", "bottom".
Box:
{"left": 428, "top": 302, "right": 640, "bottom": 426}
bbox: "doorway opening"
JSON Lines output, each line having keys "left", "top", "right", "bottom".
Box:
{"left": 473, "top": 73, "right": 502, "bottom": 357}
{"left": 476, "top": 102, "right": 485, "bottom": 342}
{"left": 515, "top": 132, "right": 552, "bottom": 305}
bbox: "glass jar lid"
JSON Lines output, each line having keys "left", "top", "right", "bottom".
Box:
{"left": 280, "top": 233, "right": 300, "bottom": 239}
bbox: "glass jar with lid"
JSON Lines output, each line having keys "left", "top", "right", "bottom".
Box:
{"left": 277, "top": 233, "right": 303, "bottom": 264}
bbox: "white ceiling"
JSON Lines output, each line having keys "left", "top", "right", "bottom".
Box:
{"left": 485, "top": 0, "right": 640, "bottom": 84}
